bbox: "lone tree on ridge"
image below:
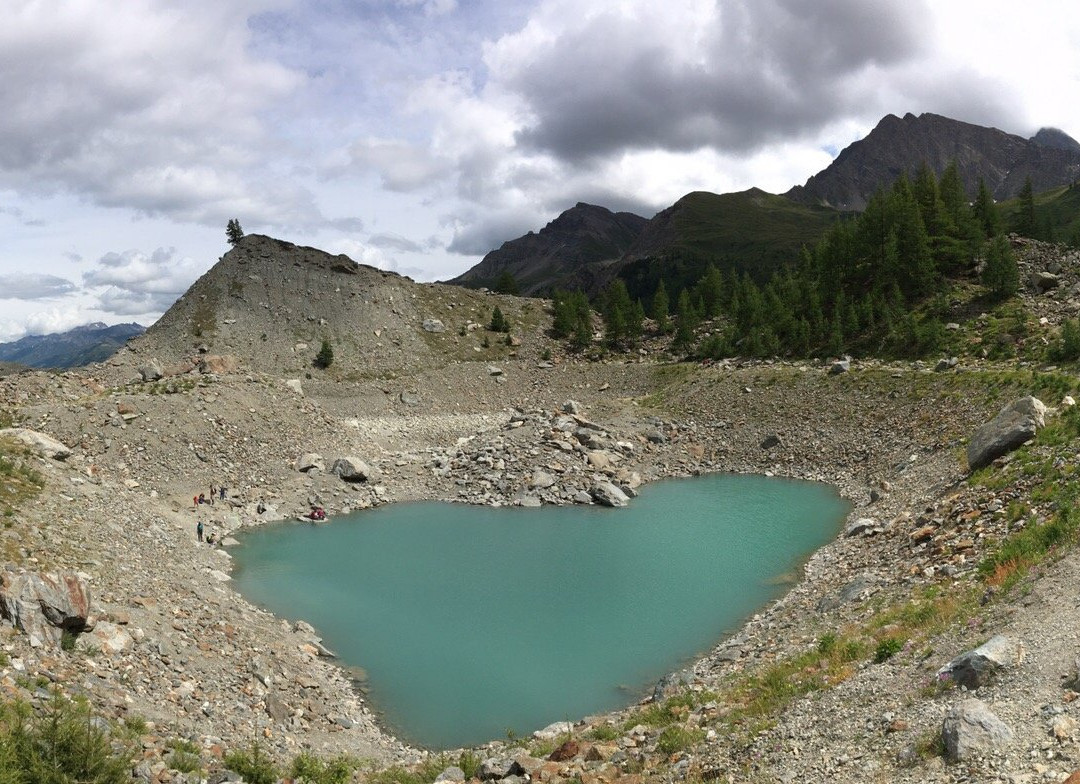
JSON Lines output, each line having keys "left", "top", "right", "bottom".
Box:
{"left": 226, "top": 218, "right": 245, "bottom": 245}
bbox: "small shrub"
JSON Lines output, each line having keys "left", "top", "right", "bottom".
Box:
{"left": 656, "top": 725, "right": 704, "bottom": 755}
{"left": 817, "top": 632, "right": 838, "bottom": 655}
{"left": 585, "top": 723, "right": 619, "bottom": 742}
{"left": 457, "top": 750, "right": 482, "bottom": 780}
{"left": 0, "top": 691, "right": 136, "bottom": 784}
{"left": 541, "top": 348, "right": 552, "bottom": 361}
{"left": 874, "top": 637, "right": 904, "bottom": 663}
{"left": 60, "top": 629, "right": 77, "bottom": 651}
{"left": 315, "top": 339, "right": 334, "bottom": 369}
{"left": 168, "top": 749, "right": 202, "bottom": 774}
{"left": 290, "top": 751, "right": 360, "bottom": 784}
{"left": 224, "top": 742, "right": 279, "bottom": 784}
{"left": 121, "top": 714, "right": 148, "bottom": 738}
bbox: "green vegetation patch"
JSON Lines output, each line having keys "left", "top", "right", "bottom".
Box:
{"left": 0, "top": 692, "right": 137, "bottom": 784}
{"left": 0, "top": 436, "right": 44, "bottom": 532}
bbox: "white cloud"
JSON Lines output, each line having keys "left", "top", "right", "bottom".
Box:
{"left": 83, "top": 247, "right": 204, "bottom": 315}
{"left": 0, "top": 0, "right": 314, "bottom": 228}
{"left": 0, "top": 272, "right": 77, "bottom": 300}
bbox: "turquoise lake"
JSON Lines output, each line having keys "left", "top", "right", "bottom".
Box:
{"left": 231, "top": 475, "right": 849, "bottom": 749}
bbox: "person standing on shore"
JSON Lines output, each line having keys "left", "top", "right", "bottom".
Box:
{"left": 197, "top": 520, "right": 204, "bottom": 542}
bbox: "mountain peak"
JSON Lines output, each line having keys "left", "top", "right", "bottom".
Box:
{"left": 1031, "top": 126, "right": 1080, "bottom": 152}
{"left": 449, "top": 204, "right": 648, "bottom": 295}
{"left": 787, "top": 112, "right": 1080, "bottom": 210}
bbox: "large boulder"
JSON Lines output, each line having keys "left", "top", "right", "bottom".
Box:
{"left": 296, "top": 453, "right": 325, "bottom": 473}
{"left": 590, "top": 482, "right": 629, "bottom": 508}
{"left": 941, "top": 699, "right": 1013, "bottom": 761}
{"left": 138, "top": 361, "right": 163, "bottom": 382}
{"left": 967, "top": 396, "right": 1047, "bottom": 470}
{"left": 0, "top": 428, "right": 72, "bottom": 460}
{"left": 0, "top": 570, "right": 92, "bottom": 647}
{"left": 198, "top": 354, "right": 239, "bottom": 374}
{"left": 84, "top": 621, "right": 133, "bottom": 655}
{"left": 331, "top": 457, "right": 380, "bottom": 483}
{"left": 937, "top": 635, "right": 1024, "bottom": 689}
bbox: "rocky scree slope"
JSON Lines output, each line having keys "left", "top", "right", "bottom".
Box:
{"left": 121, "top": 234, "right": 549, "bottom": 383}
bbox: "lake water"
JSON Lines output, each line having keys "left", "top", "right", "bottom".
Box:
{"left": 231, "top": 475, "right": 849, "bottom": 748}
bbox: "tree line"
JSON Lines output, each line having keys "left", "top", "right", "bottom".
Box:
{"left": 551, "top": 162, "right": 1022, "bottom": 360}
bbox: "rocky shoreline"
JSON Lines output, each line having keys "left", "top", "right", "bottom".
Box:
{"left": 5, "top": 349, "right": 1051, "bottom": 781}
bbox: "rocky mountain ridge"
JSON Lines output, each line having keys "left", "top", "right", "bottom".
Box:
{"left": 785, "top": 112, "right": 1080, "bottom": 210}
{"left": 0, "top": 321, "right": 144, "bottom": 369}
{"left": 449, "top": 203, "right": 648, "bottom": 296}
{"left": 451, "top": 112, "right": 1080, "bottom": 296}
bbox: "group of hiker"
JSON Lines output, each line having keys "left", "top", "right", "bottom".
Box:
{"left": 195, "top": 519, "right": 218, "bottom": 545}
{"left": 193, "top": 483, "right": 230, "bottom": 544}
{"left": 193, "top": 484, "right": 228, "bottom": 507}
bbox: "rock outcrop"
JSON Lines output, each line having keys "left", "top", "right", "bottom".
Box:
{"left": 0, "top": 427, "right": 72, "bottom": 460}
{"left": 941, "top": 699, "right": 1014, "bottom": 762}
{"left": 0, "top": 569, "right": 91, "bottom": 647}
{"left": 966, "top": 396, "right": 1047, "bottom": 470}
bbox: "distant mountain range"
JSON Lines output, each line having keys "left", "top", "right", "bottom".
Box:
{"left": 0, "top": 322, "right": 145, "bottom": 369}
{"left": 450, "top": 112, "right": 1080, "bottom": 297}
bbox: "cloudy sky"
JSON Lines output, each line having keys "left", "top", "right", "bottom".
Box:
{"left": 1, "top": 0, "right": 1078, "bottom": 340}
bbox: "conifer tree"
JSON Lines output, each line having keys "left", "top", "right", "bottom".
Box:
{"left": 671, "top": 290, "right": 697, "bottom": 352}
{"left": 494, "top": 271, "right": 520, "bottom": 296}
{"left": 972, "top": 178, "right": 1002, "bottom": 238}
{"left": 489, "top": 305, "right": 509, "bottom": 332}
{"left": 982, "top": 234, "right": 1019, "bottom": 300}
{"left": 651, "top": 278, "right": 671, "bottom": 334}
{"left": 1016, "top": 176, "right": 1037, "bottom": 237}
{"left": 226, "top": 218, "right": 244, "bottom": 245}
{"left": 314, "top": 339, "right": 334, "bottom": 369}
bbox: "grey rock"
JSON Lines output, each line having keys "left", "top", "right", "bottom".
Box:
{"left": 828, "top": 359, "right": 850, "bottom": 375}
{"left": 652, "top": 669, "right": 693, "bottom": 702}
{"left": 563, "top": 400, "right": 583, "bottom": 415}
{"left": 479, "top": 757, "right": 524, "bottom": 780}
{"left": 399, "top": 391, "right": 420, "bottom": 406}
{"left": 590, "top": 482, "right": 629, "bottom": 508}
{"left": 435, "top": 767, "right": 466, "bottom": 783}
{"left": 534, "top": 721, "right": 574, "bottom": 740}
{"left": 138, "top": 362, "right": 163, "bottom": 382}
{"left": 331, "top": 457, "right": 380, "bottom": 483}
{"left": 817, "top": 573, "right": 878, "bottom": 612}
{"left": 266, "top": 693, "right": 290, "bottom": 723}
{"left": 967, "top": 396, "right": 1047, "bottom": 470}
{"left": 422, "top": 318, "right": 446, "bottom": 333}
{"left": 1031, "top": 271, "right": 1060, "bottom": 292}
{"left": 0, "top": 428, "right": 72, "bottom": 460}
{"left": 84, "top": 621, "right": 133, "bottom": 655}
{"left": 296, "top": 452, "right": 324, "bottom": 473}
{"left": 843, "top": 517, "right": 876, "bottom": 537}
{"left": 760, "top": 434, "right": 782, "bottom": 450}
{"left": 942, "top": 699, "right": 1013, "bottom": 761}
{"left": 937, "top": 635, "right": 1023, "bottom": 689}
{"left": 529, "top": 470, "right": 556, "bottom": 489}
